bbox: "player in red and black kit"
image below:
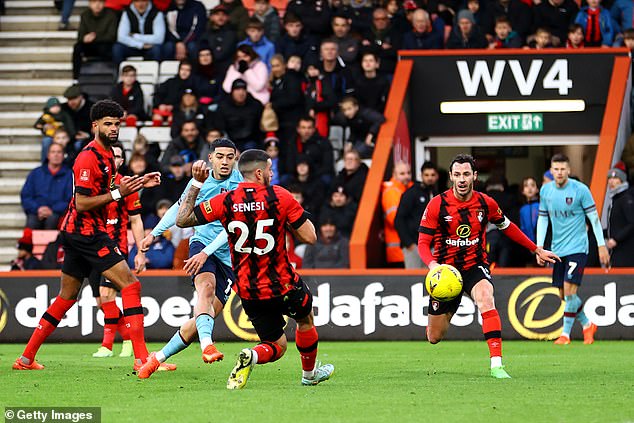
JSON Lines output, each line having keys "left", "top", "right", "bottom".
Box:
{"left": 13, "top": 100, "right": 161, "bottom": 371}
{"left": 176, "top": 149, "right": 335, "bottom": 389}
{"left": 418, "top": 154, "right": 559, "bottom": 379}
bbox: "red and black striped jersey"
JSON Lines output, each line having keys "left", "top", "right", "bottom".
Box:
{"left": 61, "top": 140, "right": 116, "bottom": 236}
{"left": 105, "top": 173, "right": 142, "bottom": 255}
{"left": 195, "top": 182, "right": 308, "bottom": 300}
{"left": 419, "top": 189, "right": 508, "bottom": 272}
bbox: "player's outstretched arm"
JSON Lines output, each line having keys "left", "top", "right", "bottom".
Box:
{"left": 75, "top": 175, "right": 144, "bottom": 212}
{"left": 292, "top": 220, "right": 317, "bottom": 245}
{"left": 176, "top": 160, "right": 209, "bottom": 228}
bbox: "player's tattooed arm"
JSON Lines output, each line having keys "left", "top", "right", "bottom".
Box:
{"left": 176, "top": 185, "right": 201, "bottom": 228}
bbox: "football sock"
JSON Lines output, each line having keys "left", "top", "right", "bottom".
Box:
{"left": 100, "top": 300, "right": 120, "bottom": 350}
{"left": 195, "top": 313, "right": 214, "bottom": 351}
{"left": 481, "top": 309, "right": 503, "bottom": 365}
{"left": 117, "top": 309, "right": 130, "bottom": 341}
{"left": 121, "top": 281, "right": 149, "bottom": 362}
{"left": 252, "top": 342, "right": 283, "bottom": 364}
{"left": 562, "top": 295, "right": 580, "bottom": 337}
{"left": 296, "top": 326, "right": 319, "bottom": 378}
{"left": 22, "top": 296, "right": 76, "bottom": 364}
{"left": 156, "top": 330, "right": 189, "bottom": 363}
{"left": 573, "top": 295, "right": 591, "bottom": 327}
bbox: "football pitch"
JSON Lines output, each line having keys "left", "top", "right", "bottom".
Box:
{"left": 2, "top": 341, "right": 633, "bottom": 423}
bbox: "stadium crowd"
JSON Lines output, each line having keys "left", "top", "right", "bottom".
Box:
{"left": 11, "top": 0, "right": 634, "bottom": 270}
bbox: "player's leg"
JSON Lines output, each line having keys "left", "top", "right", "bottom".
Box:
{"left": 138, "top": 317, "right": 197, "bottom": 379}
{"left": 562, "top": 254, "right": 596, "bottom": 344}
{"left": 91, "top": 270, "right": 117, "bottom": 358}
{"left": 426, "top": 313, "right": 453, "bottom": 344}
{"left": 551, "top": 258, "right": 572, "bottom": 344}
{"left": 194, "top": 272, "right": 222, "bottom": 362}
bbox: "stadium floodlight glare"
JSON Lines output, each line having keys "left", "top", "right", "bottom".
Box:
{"left": 439, "top": 99, "right": 586, "bottom": 114}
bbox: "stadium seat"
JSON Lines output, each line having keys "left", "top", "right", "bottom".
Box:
{"left": 139, "top": 83, "right": 155, "bottom": 115}
{"left": 139, "top": 126, "right": 172, "bottom": 153}
{"left": 118, "top": 126, "right": 138, "bottom": 153}
{"left": 119, "top": 60, "right": 159, "bottom": 85}
{"left": 78, "top": 61, "right": 116, "bottom": 102}
{"left": 158, "top": 60, "right": 180, "bottom": 83}
{"left": 32, "top": 230, "right": 59, "bottom": 260}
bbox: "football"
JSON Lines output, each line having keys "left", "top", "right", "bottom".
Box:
{"left": 425, "top": 264, "right": 463, "bottom": 302}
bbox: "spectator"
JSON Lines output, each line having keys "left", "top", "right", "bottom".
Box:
{"left": 519, "top": 176, "right": 540, "bottom": 243}
{"left": 239, "top": 18, "right": 276, "bottom": 71}
{"left": 319, "top": 185, "right": 357, "bottom": 237}
{"left": 484, "top": 174, "right": 519, "bottom": 267}
{"left": 127, "top": 152, "right": 149, "bottom": 176}
{"left": 526, "top": 27, "right": 554, "bottom": 49}
{"left": 59, "top": 0, "right": 76, "bottom": 30}
{"left": 303, "top": 218, "right": 350, "bottom": 268}
{"left": 606, "top": 167, "right": 634, "bottom": 267}
{"left": 34, "top": 97, "right": 75, "bottom": 162}
{"left": 610, "top": 0, "right": 633, "bottom": 33}
{"left": 143, "top": 155, "right": 192, "bottom": 215}
{"left": 221, "top": 0, "right": 250, "bottom": 39}
{"left": 215, "top": 79, "right": 264, "bottom": 150}
{"left": 21, "top": 143, "right": 73, "bottom": 230}
{"left": 319, "top": 38, "right": 354, "bottom": 102}
{"left": 447, "top": 9, "right": 488, "bottom": 49}
{"left": 331, "top": 14, "right": 360, "bottom": 65}
{"left": 264, "top": 135, "right": 282, "bottom": 185}
{"left": 543, "top": 169, "right": 553, "bottom": 185}
{"left": 61, "top": 84, "right": 94, "bottom": 148}
{"left": 303, "top": 61, "right": 336, "bottom": 138}
{"left": 286, "top": 155, "right": 327, "bottom": 220}
{"left": 113, "top": 0, "right": 165, "bottom": 65}
{"left": 159, "top": 120, "right": 206, "bottom": 172}
{"left": 362, "top": 8, "right": 401, "bottom": 75}
{"left": 152, "top": 60, "right": 196, "bottom": 125}
{"left": 72, "top": 0, "right": 118, "bottom": 79}
{"left": 574, "top": 0, "right": 615, "bottom": 47}
{"left": 533, "top": 0, "right": 579, "bottom": 45}
{"left": 347, "top": 0, "right": 374, "bottom": 35}
{"left": 395, "top": 161, "right": 438, "bottom": 269}
{"left": 402, "top": 9, "right": 445, "bottom": 50}
{"left": 291, "top": 116, "right": 334, "bottom": 187}
{"left": 50, "top": 128, "right": 79, "bottom": 167}
{"left": 566, "top": 23, "right": 585, "bottom": 48}
{"left": 128, "top": 230, "right": 175, "bottom": 269}
{"left": 381, "top": 162, "right": 413, "bottom": 267}
{"left": 253, "top": 0, "right": 281, "bottom": 43}
{"left": 110, "top": 64, "right": 149, "bottom": 123}
{"left": 350, "top": 51, "right": 390, "bottom": 113}
{"left": 171, "top": 89, "right": 206, "bottom": 137}
{"left": 286, "top": 0, "right": 332, "bottom": 39}
{"left": 275, "top": 13, "right": 319, "bottom": 64}
{"left": 467, "top": 0, "right": 494, "bottom": 39}
{"left": 331, "top": 149, "right": 369, "bottom": 204}
{"left": 131, "top": 133, "right": 160, "bottom": 171}
{"left": 193, "top": 46, "right": 222, "bottom": 101}
{"left": 41, "top": 233, "right": 64, "bottom": 270}
{"left": 490, "top": 0, "right": 532, "bottom": 42}
{"left": 11, "top": 230, "right": 42, "bottom": 271}
{"left": 223, "top": 44, "right": 270, "bottom": 105}
{"left": 333, "top": 96, "right": 386, "bottom": 159}
{"left": 489, "top": 16, "right": 523, "bottom": 48}
{"left": 199, "top": 5, "right": 238, "bottom": 77}
{"left": 269, "top": 54, "right": 305, "bottom": 147}
{"left": 163, "top": 0, "right": 207, "bottom": 60}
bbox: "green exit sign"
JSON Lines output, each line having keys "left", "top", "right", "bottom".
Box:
{"left": 487, "top": 113, "right": 543, "bottom": 132}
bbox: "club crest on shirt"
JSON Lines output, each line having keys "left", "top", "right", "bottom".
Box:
{"left": 566, "top": 197, "right": 573, "bottom": 205}
{"left": 431, "top": 300, "right": 439, "bottom": 311}
{"left": 476, "top": 209, "right": 484, "bottom": 222}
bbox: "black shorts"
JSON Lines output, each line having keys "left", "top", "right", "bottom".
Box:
{"left": 552, "top": 253, "right": 587, "bottom": 288}
{"left": 61, "top": 232, "right": 125, "bottom": 281}
{"left": 240, "top": 280, "right": 313, "bottom": 342}
{"left": 88, "top": 265, "right": 123, "bottom": 298}
{"left": 428, "top": 264, "right": 492, "bottom": 316}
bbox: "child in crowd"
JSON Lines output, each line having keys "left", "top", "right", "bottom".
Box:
{"left": 566, "top": 24, "right": 585, "bottom": 48}
{"left": 527, "top": 27, "right": 554, "bottom": 49}
{"left": 489, "top": 16, "right": 522, "bottom": 49}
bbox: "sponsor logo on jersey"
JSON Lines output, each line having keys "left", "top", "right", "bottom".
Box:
{"left": 106, "top": 218, "right": 119, "bottom": 225}
{"left": 133, "top": 199, "right": 141, "bottom": 208}
{"left": 444, "top": 215, "right": 453, "bottom": 222}
{"left": 203, "top": 201, "right": 212, "bottom": 215}
{"left": 446, "top": 237, "right": 480, "bottom": 247}
{"left": 456, "top": 224, "right": 471, "bottom": 238}
{"left": 79, "top": 169, "right": 90, "bottom": 181}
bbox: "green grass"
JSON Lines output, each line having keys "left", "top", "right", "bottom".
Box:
{"left": 1, "top": 341, "right": 633, "bottom": 423}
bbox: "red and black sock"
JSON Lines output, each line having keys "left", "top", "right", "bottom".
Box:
{"left": 22, "top": 296, "right": 76, "bottom": 362}
{"left": 100, "top": 300, "right": 120, "bottom": 350}
{"left": 252, "top": 341, "right": 283, "bottom": 364}
{"left": 120, "top": 281, "right": 148, "bottom": 362}
{"left": 296, "top": 326, "right": 319, "bottom": 372}
{"left": 482, "top": 309, "right": 502, "bottom": 358}
{"left": 117, "top": 309, "right": 130, "bottom": 341}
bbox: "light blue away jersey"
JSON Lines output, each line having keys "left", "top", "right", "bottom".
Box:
{"left": 538, "top": 178, "right": 598, "bottom": 256}
{"left": 151, "top": 169, "right": 243, "bottom": 266}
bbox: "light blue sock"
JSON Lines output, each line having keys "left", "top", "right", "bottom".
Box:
{"left": 195, "top": 313, "right": 215, "bottom": 351}
{"left": 159, "top": 330, "right": 188, "bottom": 361}
{"left": 562, "top": 295, "right": 578, "bottom": 337}
{"left": 573, "top": 295, "right": 590, "bottom": 327}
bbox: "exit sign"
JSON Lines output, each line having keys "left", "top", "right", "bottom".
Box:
{"left": 487, "top": 113, "right": 543, "bottom": 132}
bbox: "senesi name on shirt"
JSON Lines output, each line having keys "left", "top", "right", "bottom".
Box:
{"left": 232, "top": 201, "right": 266, "bottom": 213}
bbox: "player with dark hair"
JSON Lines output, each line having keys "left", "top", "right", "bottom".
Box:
{"left": 176, "top": 149, "right": 334, "bottom": 389}
{"left": 137, "top": 138, "right": 243, "bottom": 379}
{"left": 536, "top": 153, "right": 608, "bottom": 345}
{"left": 13, "top": 100, "right": 162, "bottom": 371}
{"left": 418, "top": 154, "right": 559, "bottom": 379}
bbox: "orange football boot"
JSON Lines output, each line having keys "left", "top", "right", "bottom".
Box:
{"left": 583, "top": 323, "right": 598, "bottom": 344}
{"left": 202, "top": 344, "right": 224, "bottom": 363}
{"left": 554, "top": 335, "right": 571, "bottom": 345}
{"left": 12, "top": 357, "right": 44, "bottom": 370}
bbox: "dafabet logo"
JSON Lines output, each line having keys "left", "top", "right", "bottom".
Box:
{"left": 508, "top": 277, "right": 564, "bottom": 340}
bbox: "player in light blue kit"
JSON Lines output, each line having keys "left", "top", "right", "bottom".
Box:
{"left": 137, "top": 138, "right": 243, "bottom": 379}
{"left": 536, "top": 153, "right": 610, "bottom": 345}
